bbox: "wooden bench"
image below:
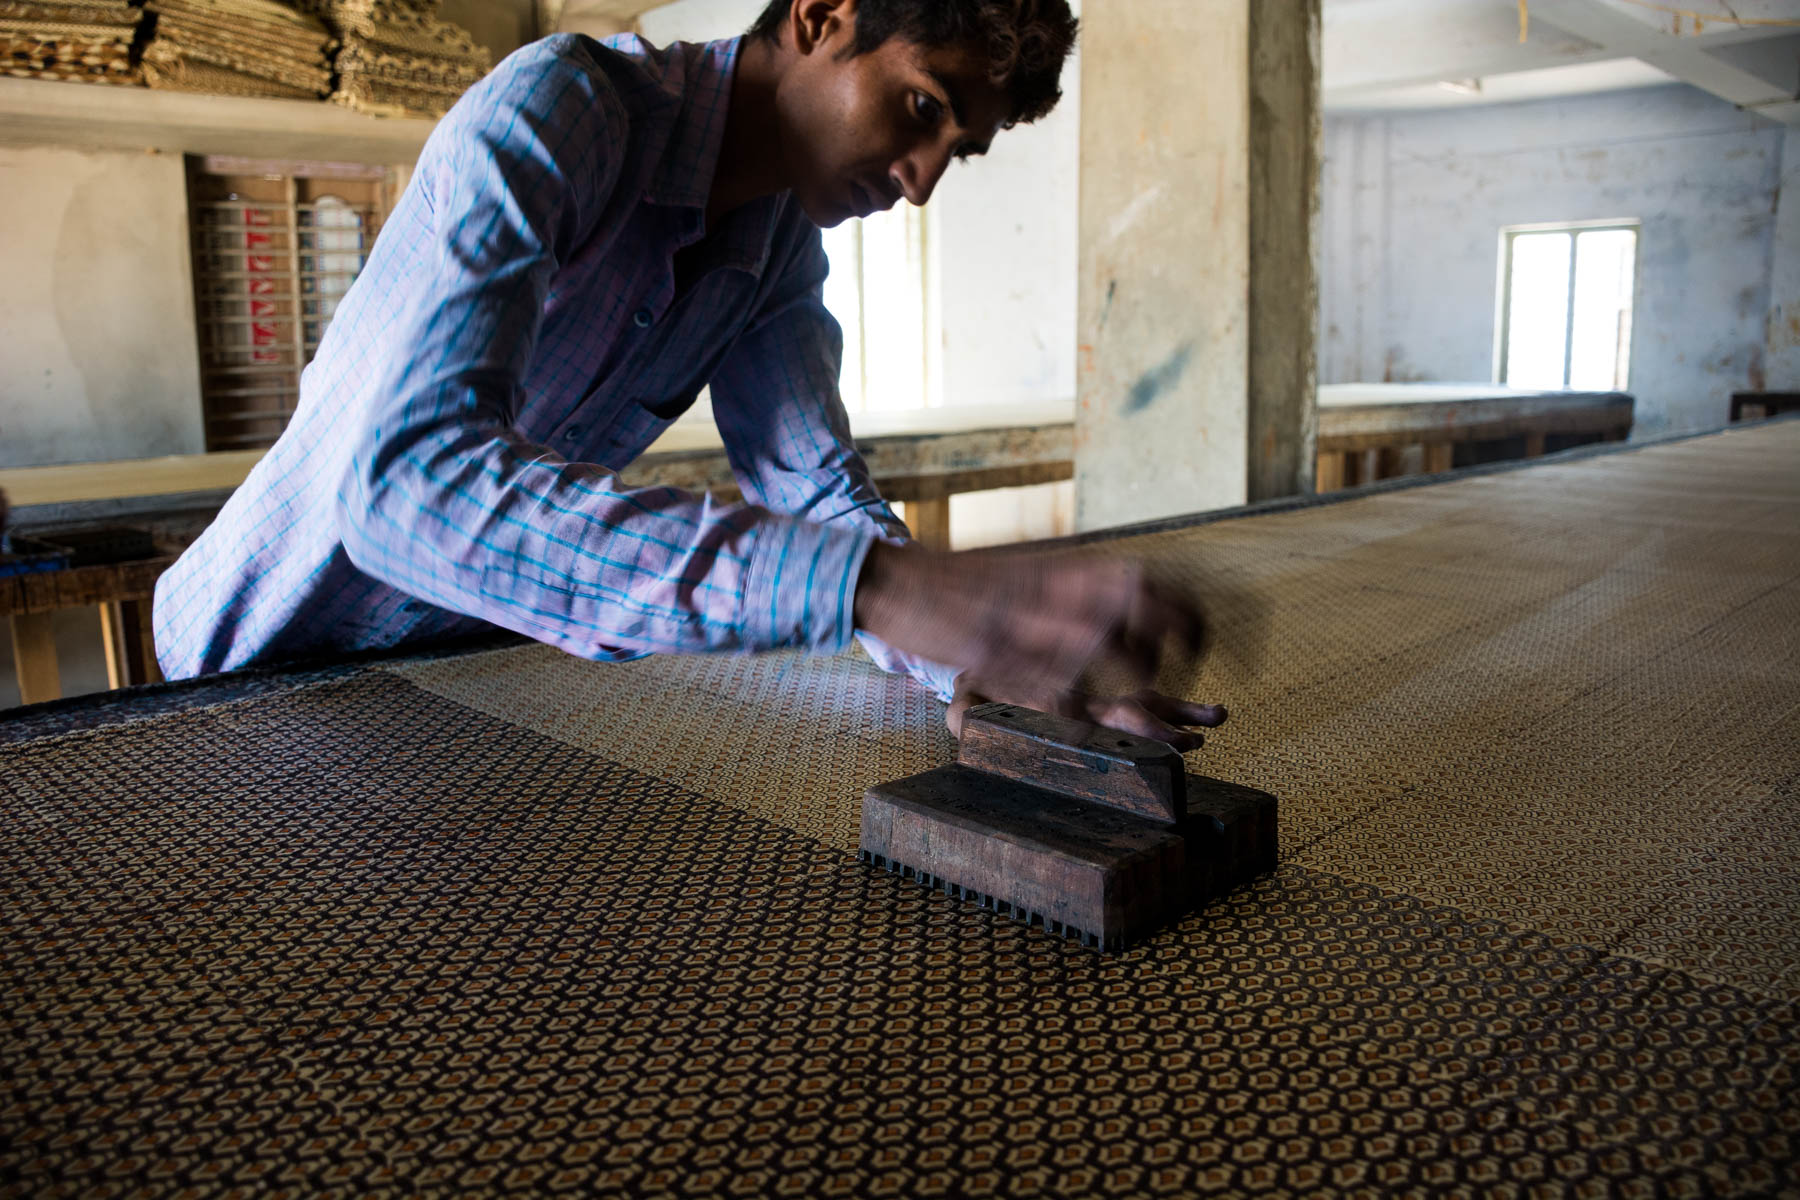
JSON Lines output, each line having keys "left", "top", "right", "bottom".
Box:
{"left": 1315, "top": 384, "right": 1635, "bottom": 491}
{"left": 4, "top": 558, "right": 171, "bottom": 705}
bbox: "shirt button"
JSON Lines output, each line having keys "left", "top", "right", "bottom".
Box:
{"left": 564, "top": 425, "right": 582, "bottom": 440}
{"left": 632, "top": 309, "right": 652, "bottom": 328}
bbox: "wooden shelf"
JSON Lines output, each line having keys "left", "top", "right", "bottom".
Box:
{"left": 0, "top": 75, "right": 435, "bottom": 163}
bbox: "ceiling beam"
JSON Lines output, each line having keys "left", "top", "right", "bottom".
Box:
{"left": 1526, "top": 0, "right": 1800, "bottom": 125}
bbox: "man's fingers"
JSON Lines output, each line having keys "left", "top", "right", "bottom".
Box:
{"left": 1087, "top": 696, "right": 1207, "bottom": 753}
{"left": 1137, "top": 691, "right": 1228, "bottom": 728}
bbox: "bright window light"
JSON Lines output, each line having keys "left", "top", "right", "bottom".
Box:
{"left": 820, "top": 205, "right": 932, "bottom": 413}
{"left": 1498, "top": 223, "right": 1637, "bottom": 390}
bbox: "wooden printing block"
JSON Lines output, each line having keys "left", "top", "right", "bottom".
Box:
{"left": 860, "top": 702, "right": 1278, "bottom": 951}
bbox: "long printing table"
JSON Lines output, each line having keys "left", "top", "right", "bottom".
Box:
{"left": 1316, "top": 383, "right": 1634, "bottom": 491}
{"left": 4, "top": 417, "right": 1794, "bottom": 1196}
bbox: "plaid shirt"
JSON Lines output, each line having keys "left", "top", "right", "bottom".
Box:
{"left": 154, "top": 33, "right": 956, "bottom": 700}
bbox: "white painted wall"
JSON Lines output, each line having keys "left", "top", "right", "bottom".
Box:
{"left": 0, "top": 145, "right": 205, "bottom": 468}
{"left": 637, "top": 0, "right": 761, "bottom": 44}
{"left": 1319, "top": 84, "right": 1787, "bottom": 438}
{"left": 932, "top": 50, "right": 1079, "bottom": 410}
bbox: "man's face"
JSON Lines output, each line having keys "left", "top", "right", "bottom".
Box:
{"left": 778, "top": 6, "right": 1011, "bottom": 227}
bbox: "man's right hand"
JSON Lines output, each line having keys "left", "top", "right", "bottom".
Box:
{"left": 852, "top": 541, "right": 1205, "bottom": 698}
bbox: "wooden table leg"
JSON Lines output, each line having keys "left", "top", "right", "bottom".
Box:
{"left": 1315, "top": 451, "right": 1346, "bottom": 493}
{"left": 902, "top": 499, "right": 953, "bottom": 552}
{"left": 1357, "top": 449, "right": 1381, "bottom": 485}
{"left": 99, "top": 601, "right": 131, "bottom": 690}
{"left": 10, "top": 611, "right": 61, "bottom": 705}
{"left": 1424, "top": 443, "right": 1454, "bottom": 474}
{"left": 121, "top": 599, "right": 163, "bottom": 686}
{"left": 98, "top": 599, "right": 163, "bottom": 689}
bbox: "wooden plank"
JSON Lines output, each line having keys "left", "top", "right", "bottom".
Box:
{"left": 881, "top": 462, "right": 1073, "bottom": 503}
{"left": 0, "top": 75, "right": 435, "bottom": 163}
{"left": 121, "top": 599, "right": 164, "bottom": 686}
{"left": 621, "top": 422, "right": 1075, "bottom": 495}
{"left": 1423, "top": 443, "right": 1454, "bottom": 473}
{"left": 901, "top": 499, "right": 952, "bottom": 551}
{"left": 0, "top": 452, "right": 263, "bottom": 507}
{"left": 9, "top": 612, "right": 61, "bottom": 705}
{"left": 0, "top": 558, "right": 174, "bottom": 618}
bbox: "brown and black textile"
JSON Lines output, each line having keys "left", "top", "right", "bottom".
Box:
{"left": 4, "top": 420, "right": 1798, "bottom": 1197}
{"left": 0, "top": 0, "right": 141, "bottom": 86}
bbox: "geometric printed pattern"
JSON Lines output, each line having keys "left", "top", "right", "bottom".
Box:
{"left": 391, "top": 421, "right": 1800, "bottom": 1001}
{"left": 3, "top": 673, "right": 1797, "bottom": 1197}
{"left": 4, "top": 419, "right": 1799, "bottom": 1196}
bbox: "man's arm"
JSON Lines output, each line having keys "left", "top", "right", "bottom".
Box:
{"left": 705, "top": 222, "right": 1228, "bottom": 743}
{"left": 332, "top": 42, "right": 876, "bottom": 662}
{"left": 706, "top": 227, "right": 961, "bottom": 699}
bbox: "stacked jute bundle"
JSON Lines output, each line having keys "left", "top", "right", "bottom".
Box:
{"left": 141, "top": 0, "right": 333, "bottom": 100}
{"left": 0, "top": 0, "right": 143, "bottom": 85}
{"left": 296, "top": 0, "right": 488, "bottom": 118}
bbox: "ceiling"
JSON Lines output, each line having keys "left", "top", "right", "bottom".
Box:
{"left": 1324, "top": 0, "right": 1800, "bottom": 123}
{"left": 559, "top": 0, "right": 1800, "bottom": 125}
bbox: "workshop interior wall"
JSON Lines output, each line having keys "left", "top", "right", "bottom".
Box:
{"left": 1319, "top": 83, "right": 1788, "bottom": 438}
{"left": 0, "top": 145, "right": 206, "bottom": 470}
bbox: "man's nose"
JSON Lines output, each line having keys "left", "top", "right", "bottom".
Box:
{"left": 890, "top": 142, "right": 954, "bottom": 207}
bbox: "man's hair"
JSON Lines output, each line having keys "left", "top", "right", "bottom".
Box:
{"left": 746, "top": 0, "right": 1078, "bottom": 127}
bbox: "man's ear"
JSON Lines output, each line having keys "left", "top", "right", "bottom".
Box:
{"left": 790, "top": 0, "right": 855, "bottom": 56}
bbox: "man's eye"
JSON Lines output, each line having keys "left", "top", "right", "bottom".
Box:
{"left": 912, "top": 92, "right": 943, "bottom": 124}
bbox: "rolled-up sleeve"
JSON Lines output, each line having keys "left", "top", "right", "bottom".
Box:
{"left": 333, "top": 45, "right": 869, "bottom": 661}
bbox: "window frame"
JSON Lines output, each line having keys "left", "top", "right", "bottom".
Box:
{"left": 1493, "top": 218, "right": 1641, "bottom": 390}
{"left": 819, "top": 202, "right": 943, "bottom": 414}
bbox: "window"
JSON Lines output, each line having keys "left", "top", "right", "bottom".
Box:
{"left": 820, "top": 204, "right": 940, "bottom": 413}
{"left": 1496, "top": 221, "right": 1637, "bottom": 391}
{"left": 186, "top": 156, "right": 398, "bottom": 450}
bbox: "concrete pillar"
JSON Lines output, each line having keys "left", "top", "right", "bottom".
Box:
{"left": 1074, "top": 0, "right": 1320, "bottom": 531}
{"left": 1768, "top": 128, "right": 1800, "bottom": 390}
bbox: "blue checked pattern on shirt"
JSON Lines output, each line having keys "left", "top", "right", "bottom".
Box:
{"left": 154, "top": 33, "right": 958, "bottom": 701}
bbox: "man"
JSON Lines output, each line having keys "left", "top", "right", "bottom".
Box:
{"left": 154, "top": 0, "right": 1226, "bottom": 748}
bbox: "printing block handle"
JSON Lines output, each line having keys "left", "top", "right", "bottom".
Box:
{"left": 957, "top": 702, "right": 1186, "bottom": 826}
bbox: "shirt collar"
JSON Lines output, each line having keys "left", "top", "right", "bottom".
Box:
{"left": 643, "top": 37, "right": 738, "bottom": 213}
{"left": 642, "top": 36, "right": 782, "bottom": 278}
